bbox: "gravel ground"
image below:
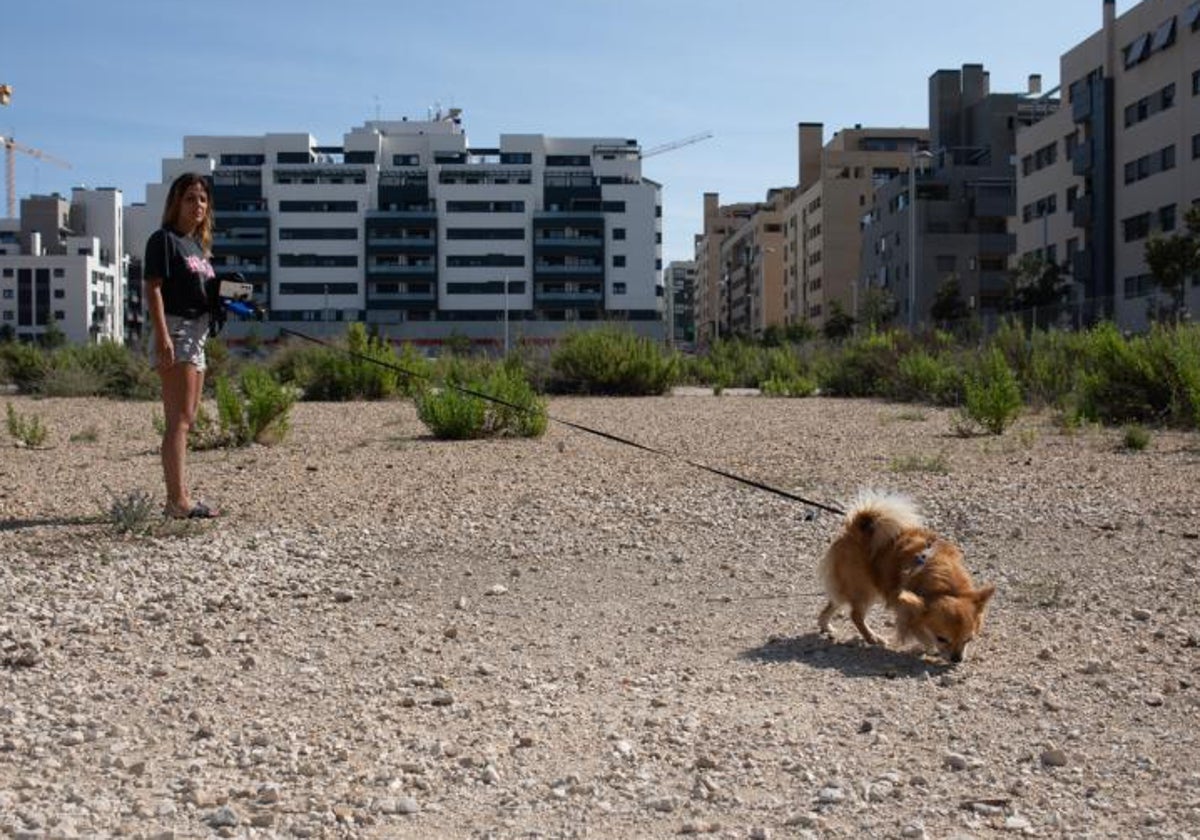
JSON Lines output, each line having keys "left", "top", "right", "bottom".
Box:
{"left": 2, "top": 393, "right": 1199, "bottom": 840}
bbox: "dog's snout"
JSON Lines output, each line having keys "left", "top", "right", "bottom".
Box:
{"left": 950, "top": 651, "right": 964, "bottom": 664}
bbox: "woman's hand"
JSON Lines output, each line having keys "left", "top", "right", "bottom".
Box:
{"left": 156, "top": 337, "right": 175, "bottom": 370}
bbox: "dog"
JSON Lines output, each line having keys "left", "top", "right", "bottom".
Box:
{"left": 816, "top": 491, "right": 994, "bottom": 663}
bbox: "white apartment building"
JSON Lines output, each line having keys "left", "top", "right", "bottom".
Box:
{"left": 0, "top": 188, "right": 126, "bottom": 345}
{"left": 129, "top": 112, "right": 664, "bottom": 346}
{"left": 1014, "top": 0, "right": 1200, "bottom": 330}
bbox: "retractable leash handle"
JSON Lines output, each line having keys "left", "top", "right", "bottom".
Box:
{"left": 207, "top": 273, "right": 266, "bottom": 335}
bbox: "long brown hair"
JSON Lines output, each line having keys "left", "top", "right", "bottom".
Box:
{"left": 161, "top": 173, "right": 214, "bottom": 256}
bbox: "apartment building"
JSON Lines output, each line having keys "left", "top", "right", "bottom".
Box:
{"left": 128, "top": 112, "right": 664, "bottom": 346}
{"left": 663, "top": 260, "right": 696, "bottom": 347}
{"left": 720, "top": 188, "right": 788, "bottom": 338}
{"left": 693, "top": 193, "right": 757, "bottom": 341}
{"left": 0, "top": 188, "right": 126, "bottom": 345}
{"left": 1014, "top": 0, "right": 1200, "bottom": 330}
{"left": 782, "top": 124, "right": 928, "bottom": 331}
{"left": 860, "top": 65, "right": 1049, "bottom": 328}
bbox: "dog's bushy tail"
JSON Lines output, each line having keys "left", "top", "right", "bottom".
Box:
{"left": 843, "top": 490, "right": 923, "bottom": 545}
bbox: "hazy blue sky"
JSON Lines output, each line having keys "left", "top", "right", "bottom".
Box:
{"left": 5, "top": 1, "right": 1134, "bottom": 264}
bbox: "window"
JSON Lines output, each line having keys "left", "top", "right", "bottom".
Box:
{"left": 1, "top": 311, "right": 11, "bottom": 320}
{"left": 935, "top": 255, "right": 956, "bottom": 272}
{"left": 612, "top": 255, "right": 626, "bottom": 268}
{"left": 392, "top": 154, "right": 420, "bottom": 166}
{"left": 1, "top": 288, "right": 12, "bottom": 298}
{"left": 1124, "top": 273, "right": 1155, "bottom": 299}
{"left": 1067, "top": 186, "right": 1079, "bottom": 212}
{"left": 1150, "top": 16, "right": 1176, "bottom": 52}
{"left": 1123, "top": 212, "right": 1152, "bottom": 242}
{"left": 53, "top": 310, "right": 65, "bottom": 321}
{"left": 612, "top": 228, "right": 626, "bottom": 240}
{"left": 1160, "top": 204, "right": 1177, "bottom": 232}
{"left": 1193, "top": 69, "right": 1200, "bottom": 96}
{"left": 612, "top": 282, "right": 627, "bottom": 295}
{"left": 53, "top": 289, "right": 64, "bottom": 299}
{"left": 53, "top": 268, "right": 64, "bottom": 278}
{"left": 445, "top": 228, "right": 525, "bottom": 240}
{"left": 1193, "top": 133, "right": 1200, "bottom": 159}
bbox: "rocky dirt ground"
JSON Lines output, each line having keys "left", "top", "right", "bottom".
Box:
{"left": 1, "top": 394, "right": 1199, "bottom": 840}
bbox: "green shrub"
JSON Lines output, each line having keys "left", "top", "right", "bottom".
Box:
{"left": 894, "top": 350, "right": 963, "bottom": 405}
{"left": 1076, "top": 323, "right": 1169, "bottom": 425}
{"left": 760, "top": 374, "right": 817, "bottom": 397}
{"left": 813, "top": 331, "right": 901, "bottom": 397}
{"left": 107, "top": 488, "right": 159, "bottom": 535}
{"left": 6, "top": 403, "right": 49, "bottom": 447}
{"left": 963, "top": 346, "right": 1023, "bottom": 435}
{"left": 271, "top": 324, "right": 425, "bottom": 401}
{"left": 210, "top": 367, "right": 297, "bottom": 447}
{"left": 416, "top": 365, "right": 547, "bottom": 439}
{"left": 1120, "top": 424, "right": 1151, "bottom": 451}
{"left": 549, "top": 326, "right": 678, "bottom": 395}
{"left": 0, "top": 342, "right": 50, "bottom": 392}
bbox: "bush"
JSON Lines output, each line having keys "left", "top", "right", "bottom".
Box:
{"left": 272, "top": 324, "right": 428, "bottom": 401}
{"left": 6, "top": 403, "right": 49, "bottom": 447}
{"left": 549, "top": 326, "right": 678, "bottom": 395}
{"left": 0, "top": 342, "right": 50, "bottom": 392}
{"left": 212, "top": 367, "right": 297, "bottom": 447}
{"left": 963, "top": 346, "right": 1023, "bottom": 435}
{"left": 416, "top": 364, "right": 547, "bottom": 439}
{"left": 1120, "top": 424, "right": 1151, "bottom": 451}
{"left": 894, "top": 350, "right": 963, "bottom": 405}
{"left": 760, "top": 374, "right": 817, "bottom": 398}
{"left": 813, "top": 331, "right": 902, "bottom": 397}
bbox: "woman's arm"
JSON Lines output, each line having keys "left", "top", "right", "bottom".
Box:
{"left": 145, "top": 277, "right": 173, "bottom": 368}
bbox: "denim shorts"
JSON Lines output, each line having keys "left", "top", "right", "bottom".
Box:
{"left": 154, "top": 314, "right": 209, "bottom": 371}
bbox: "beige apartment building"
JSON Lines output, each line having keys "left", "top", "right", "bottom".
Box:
{"left": 693, "top": 193, "right": 757, "bottom": 341}
{"left": 1014, "top": 0, "right": 1200, "bottom": 330}
{"left": 720, "top": 188, "right": 789, "bottom": 337}
{"left": 782, "top": 124, "right": 929, "bottom": 330}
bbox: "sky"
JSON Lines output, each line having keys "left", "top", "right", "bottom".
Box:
{"left": 4, "top": 0, "right": 1136, "bottom": 265}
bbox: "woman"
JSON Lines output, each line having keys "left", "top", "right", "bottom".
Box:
{"left": 144, "top": 173, "right": 219, "bottom": 519}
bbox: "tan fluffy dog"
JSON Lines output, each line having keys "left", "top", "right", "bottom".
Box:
{"left": 817, "top": 491, "right": 994, "bottom": 663}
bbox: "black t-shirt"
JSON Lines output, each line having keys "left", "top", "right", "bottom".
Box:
{"left": 144, "top": 227, "right": 215, "bottom": 318}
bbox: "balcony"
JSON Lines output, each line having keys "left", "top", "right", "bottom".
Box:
{"left": 366, "top": 236, "right": 437, "bottom": 250}
{"left": 1071, "top": 85, "right": 1093, "bottom": 123}
{"left": 533, "top": 262, "right": 604, "bottom": 279}
{"left": 365, "top": 263, "right": 436, "bottom": 276}
{"left": 1072, "top": 250, "right": 1092, "bottom": 283}
{"left": 534, "top": 288, "right": 603, "bottom": 305}
{"left": 1072, "top": 139, "right": 1094, "bottom": 176}
{"left": 534, "top": 235, "right": 604, "bottom": 250}
{"left": 1072, "top": 194, "right": 1093, "bottom": 228}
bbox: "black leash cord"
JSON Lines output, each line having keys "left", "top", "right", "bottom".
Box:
{"left": 278, "top": 328, "right": 846, "bottom": 517}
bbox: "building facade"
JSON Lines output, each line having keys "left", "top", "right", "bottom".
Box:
{"left": 693, "top": 193, "right": 756, "bottom": 342}
{"left": 1014, "top": 0, "right": 1200, "bottom": 330}
{"left": 0, "top": 189, "right": 126, "bottom": 345}
{"left": 860, "top": 65, "right": 1049, "bottom": 329}
{"left": 663, "top": 260, "right": 696, "bottom": 348}
{"left": 782, "top": 124, "right": 929, "bottom": 331}
{"left": 129, "top": 113, "right": 664, "bottom": 347}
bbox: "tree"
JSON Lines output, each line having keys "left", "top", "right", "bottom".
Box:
{"left": 930, "top": 275, "right": 971, "bottom": 329}
{"left": 1144, "top": 205, "right": 1200, "bottom": 324}
{"left": 1008, "top": 254, "right": 1070, "bottom": 327}
{"left": 40, "top": 316, "right": 67, "bottom": 350}
{"left": 858, "top": 287, "right": 898, "bottom": 332}
{"left": 823, "top": 301, "right": 855, "bottom": 342}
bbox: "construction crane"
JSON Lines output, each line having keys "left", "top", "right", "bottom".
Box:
{"left": 1, "top": 135, "right": 71, "bottom": 219}
{"left": 641, "top": 131, "right": 713, "bottom": 159}
{"left": 0, "top": 85, "right": 73, "bottom": 218}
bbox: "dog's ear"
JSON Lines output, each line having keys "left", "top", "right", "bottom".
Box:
{"left": 897, "top": 590, "right": 925, "bottom": 611}
{"left": 973, "top": 584, "right": 996, "bottom": 609}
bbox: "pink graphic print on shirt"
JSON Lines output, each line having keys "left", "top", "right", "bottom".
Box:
{"left": 186, "top": 255, "right": 215, "bottom": 280}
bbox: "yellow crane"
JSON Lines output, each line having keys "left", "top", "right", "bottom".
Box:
{"left": 0, "top": 84, "right": 72, "bottom": 218}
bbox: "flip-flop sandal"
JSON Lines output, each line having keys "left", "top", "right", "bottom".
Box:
{"left": 166, "top": 502, "right": 219, "bottom": 520}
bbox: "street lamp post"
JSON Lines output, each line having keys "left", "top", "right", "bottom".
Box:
{"left": 908, "top": 149, "right": 934, "bottom": 332}
{"left": 503, "top": 273, "right": 510, "bottom": 356}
